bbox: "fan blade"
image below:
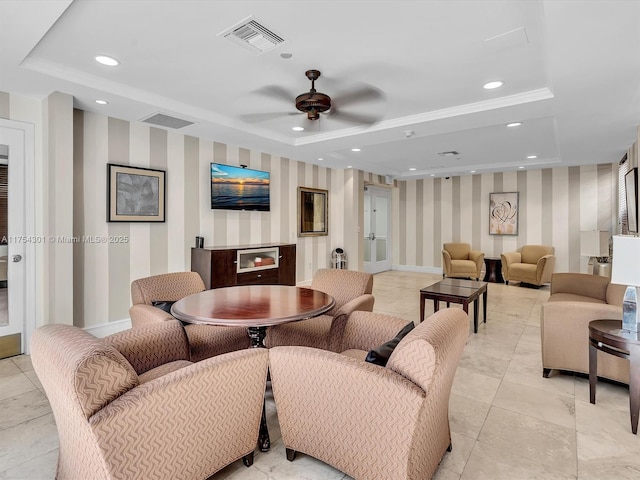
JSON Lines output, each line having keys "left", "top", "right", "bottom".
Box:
{"left": 251, "top": 85, "right": 294, "bottom": 103}
{"left": 327, "top": 109, "right": 382, "bottom": 125}
{"left": 239, "top": 112, "right": 301, "bottom": 123}
{"left": 331, "top": 85, "right": 385, "bottom": 108}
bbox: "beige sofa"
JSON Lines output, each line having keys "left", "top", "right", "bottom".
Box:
{"left": 31, "top": 320, "right": 269, "bottom": 480}
{"left": 541, "top": 272, "right": 628, "bottom": 383}
{"left": 269, "top": 308, "right": 469, "bottom": 480}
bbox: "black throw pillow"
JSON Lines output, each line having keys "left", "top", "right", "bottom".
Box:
{"left": 365, "top": 322, "right": 415, "bottom": 367}
{"left": 151, "top": 300, "right": 176, "bottom": 315}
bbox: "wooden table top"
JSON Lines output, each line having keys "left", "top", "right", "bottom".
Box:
{"left": 171, "top": 285, "right": 335, "bottom": 328}
{"left": 589, "top": 319, "right": 640, "bottom": 345}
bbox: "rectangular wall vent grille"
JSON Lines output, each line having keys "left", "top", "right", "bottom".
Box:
{"left": 141, "top": 113, "right": 194, "bottom": 129}
{"left": 219, "top": 16, "right": 285, "bottom": 55}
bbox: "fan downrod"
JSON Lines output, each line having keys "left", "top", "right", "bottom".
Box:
{"left": 295, "top": 69, "right": 331, "bottom": 120}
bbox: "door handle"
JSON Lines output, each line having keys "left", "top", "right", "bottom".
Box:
{"left": 12, "top": 254, "right": 22, "bottom": 263}
{"left": 368, "top": 233, "right": 376, "bottom": 241}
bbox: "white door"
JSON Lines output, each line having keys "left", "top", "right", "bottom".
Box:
{"left": 0, "top": 120, "right": 31, "bottom": 358}
{"left": 364, "top": 186, "right": 392, "bottom": 274}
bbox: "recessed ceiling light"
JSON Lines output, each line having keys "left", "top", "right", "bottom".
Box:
{"left": 95, "top": 100, "right": 108, "bottom": 105}
{"left": 318, "top": 158, "right": 323, "bottom": 161}
{"left": 95, "top": 55, "right": 119, "bottom": 66}
{"left": 292, "top": 126, "right": 304, "bottom": 131}
{"left": 527, "top": 155, "right": 538, "bottom": 159}
{"left": 351, "top": 148, "right": 361, "bottom": 152}
{"left": 409, "top": 168, "right": 417, "bottom": 171}
{"left": 430, "top": 174, "right": 435, "bottom": 177}
{"left": 483, "top": 80, "right": 504, "bottom": 90}
{"left": 519, "top": 166, "right": 525, "bottom": 169}
{"left": 470, "top": 170, "right": 476, "bottom": 173}
{"left": 506, "top": 122, "right": 522, "bottom": 127}
{"left": 280, "top": 52, "right": 293, "bottom": 59}
{"left": 347, "top": 165, "right": 353, "bottom": 169}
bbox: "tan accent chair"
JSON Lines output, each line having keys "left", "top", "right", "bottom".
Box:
{"left": 265, "top": 268, "right": 375, "bottom": 352}
{"left": 442, "top": 243, "right": 484, "bottom": 280}
{"left": 130, "top": 272, "right": 249, "bottom": 361}
{"left": 501, "top": 245, "right": 556, "bottom": 286}
{"left": 31, "top": 319, "right": 269, "bottom": 480}
{"left": 269, "top": 308, "right": 469, "bottom": 480}
{"left": 541, "top": 273, "right": 628, "bottom": 383}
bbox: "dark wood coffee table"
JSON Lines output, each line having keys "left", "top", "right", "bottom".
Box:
{"left": 420, "top": 278, "right": 488, "bottom": 333}
{"left": 172, "top": 285, "right": 335, "bottom": 451}
{"left": 589, "top": 319, "right": 640, "bottom": 435}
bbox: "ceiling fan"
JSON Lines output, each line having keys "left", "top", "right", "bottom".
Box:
{"left": 240, "top": 69, "right": 385, "bottom": 126}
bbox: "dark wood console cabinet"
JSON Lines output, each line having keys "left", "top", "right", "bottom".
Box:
{"left": 191, "top": 243, "right": 296, "bottom": 289}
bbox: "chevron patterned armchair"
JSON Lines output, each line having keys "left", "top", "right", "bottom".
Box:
{"left": 265, "top": 268, "right": 375, "bottom": 352}
{"left": 129, "top": 271, "right": 250, "bottom": 361}
{"left": 269, "top": 308, "right": 469, "bottom": 480}
{"left": 31, "top": 319, "right": 269, "bottom": 480}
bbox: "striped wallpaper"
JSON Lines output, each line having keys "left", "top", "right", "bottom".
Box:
{"left": 73, "top": 110, "right": 360, "bottom": 328}
{"left": 2, "top": 92, "right": 638, "bottom": 332}
{"left": 392, "top": 165, "right": 618, "bottom": 274}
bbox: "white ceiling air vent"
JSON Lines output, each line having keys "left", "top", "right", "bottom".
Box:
{"left": 219, "top": 16, "right": 285, "bottom": 55}
{"left": 141, "top": 113, "right": 194, "bottom": 129}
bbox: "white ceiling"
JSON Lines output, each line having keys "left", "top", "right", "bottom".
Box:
{"left": 1, "top": 0, "right": 639, "bottom": 179}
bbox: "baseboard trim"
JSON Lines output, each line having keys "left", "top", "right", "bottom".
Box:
{"left": 84, "top": 318, "right": 132, "bottom": 338}
{"left": 392, "top": 264, "right": 443, "bottom": 275}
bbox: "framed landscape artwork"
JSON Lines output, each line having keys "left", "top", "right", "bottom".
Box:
{"left": 489, "top": 192, "right": 518, "bottom": 235}
{"left": 108, "top": 164, "right": 166, "bottom": 222}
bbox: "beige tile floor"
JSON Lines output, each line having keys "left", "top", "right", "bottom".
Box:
{"left": 1, "top": 270, "right": 639, "bottom": 479}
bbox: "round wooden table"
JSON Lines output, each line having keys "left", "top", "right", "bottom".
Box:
{"left": 589, "top": 319, "right": 640, "bottom": 435}
{"left": 172, "top": 285, "right": 335, "bottom": 347}
{"left": 171, "top": 285, "right": 335, "bottom": 451}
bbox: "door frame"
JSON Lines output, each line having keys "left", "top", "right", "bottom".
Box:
{"left": 0, "top": 118, "right": 36, "bottom": 354}
{"left": 363, "top": 185, "right": 392, "bottom": 274}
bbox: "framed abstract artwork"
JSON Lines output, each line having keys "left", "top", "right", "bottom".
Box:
{"left": 489, "top": 192, "right": 518, "bottom": 235}
{"left": 107, "top": 164, "right": 166, "bottom": 222}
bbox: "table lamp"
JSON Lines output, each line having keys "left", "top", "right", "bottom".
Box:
{"left": 611, "top": 235, "right": 640, "bottom": 332}
{"left": 580, "top": 231, "right": 610, "bottom": 276}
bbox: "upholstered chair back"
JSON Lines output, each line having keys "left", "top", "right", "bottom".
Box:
{"left": 310, "top": 268, "right": 373, "bottom": 317}
{"left": 131, "top": 271, "right": 205, "bottom": 306}
{"left": 443, "top": 242, "right": 471, "bottom": 260}
{"left": 521, "top": 245, "right": 554, "bottom": 264}
{"left": 32, "top": 324, "right": 139, "bottom": 478}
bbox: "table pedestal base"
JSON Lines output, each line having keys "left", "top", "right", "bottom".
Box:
{"left": 248, "top": 326, "right": 271, "bottom": 451}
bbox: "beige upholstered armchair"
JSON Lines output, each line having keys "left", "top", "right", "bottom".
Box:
{"left": 130, "top": 271, "right": 249, "bottom": 361}
{"left": 541, "top": 273, "right": 628, "bottom": 383}
{"left": 265, "top": 268, "right": 375, "bottom": 352}
{"left": 501, "top": 245, "right": 555, "bottom": 286}
{"left": 442, "top": 243, "right": 484, "bottom": 280}
{"left": 31, "top": 320, "right": 269, "bottom": 480}
{"left": 269, "top": 308, "right": 469, "bottom": 480}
